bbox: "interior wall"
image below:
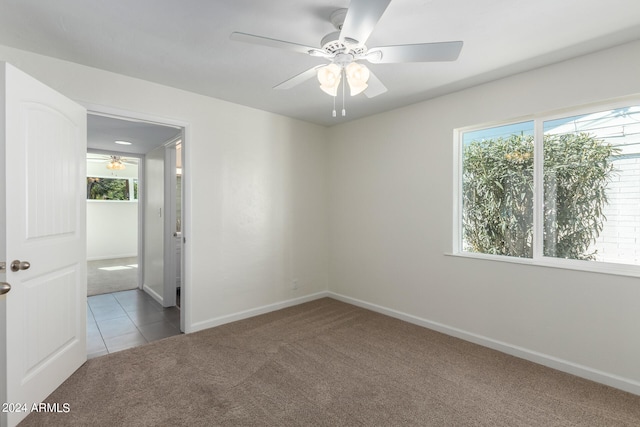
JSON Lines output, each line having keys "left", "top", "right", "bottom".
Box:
{"left": 327, "top": 40, "right": 640, "bottom": 393}
{"left": 0, "top": 44, "right": 329, "bottom": 333}
{"left": 86, "top": 202, "right": 137, "bottom": 260}
{"left": 143, "top": 146, "right": 165, "bottom": 303}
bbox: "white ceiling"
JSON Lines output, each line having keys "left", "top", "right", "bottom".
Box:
{"left": 87, "top": 114, "right": 181, "bottom": 155}
{"left": 1, "top": 0, "right": 640, "bottom": 127}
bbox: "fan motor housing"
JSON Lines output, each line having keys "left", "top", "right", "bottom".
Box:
{"left": 321, "top": 32, "right": 343, "bottom": 53}
{"left": 321, "top": 8, "right": 367, "bottom": 57}
{"left": 321, "top": 31, "right": 367, "bottom": 57}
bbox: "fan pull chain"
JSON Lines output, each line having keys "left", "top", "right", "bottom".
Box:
{"left": 332, "top": 93, "right": 337, "bottom": 117}
{"left": 341, "top": 68, "right": 346, "bottom": 117}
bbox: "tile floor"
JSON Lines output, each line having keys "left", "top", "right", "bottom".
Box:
{"left": 87, "top": 289, "right": 182, "bottom": 359}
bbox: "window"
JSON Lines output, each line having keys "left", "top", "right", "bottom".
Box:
{"left": 87, "top": 177, "right": 138, "bottom": 201}
{"left": 457, "top": 102, "right": 640, "bottom": 273}
{"left": 133, "top": 179, "right": 139, "bottom": 200}
{"left": 462, "top": 121, "right": 534, "bottom": 258}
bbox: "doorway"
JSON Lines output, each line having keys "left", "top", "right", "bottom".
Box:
{"left": 85, "top": 112, "right": 186, "bottom": 356}
{"left": 86, "top": 152, "right": 140, "bottom": 296}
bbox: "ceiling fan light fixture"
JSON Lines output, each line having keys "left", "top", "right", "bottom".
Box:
{"left": 106, "top": 156, "right": 126, "bottom": 170}
{"left": 317, "top": 64, "right": 342, "bottom": 96}
{"left": 346, "top": 62, "right": 370, "bottom": 96}
{"left": 348, "top": 80, "right": 368, "bottom": 96}
{"left": 320, "top": 82, "right": 340, "bottom": 97}
{"left": 106, "top": 162, "right": 125, "bottom": 170}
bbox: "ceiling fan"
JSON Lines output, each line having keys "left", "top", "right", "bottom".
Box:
{"left": 230, "top": 0, "right": 463, "bottom": 116}
{"left": 87, "top": 154, "right": 138, "bottom": 171}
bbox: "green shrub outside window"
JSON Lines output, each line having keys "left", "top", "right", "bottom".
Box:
{"left": 460, "top": 105, "right": 638, "bottom": 265}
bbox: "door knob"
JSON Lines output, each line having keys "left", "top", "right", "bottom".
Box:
{"left": 0, "top": 282, "right": 10, "bottom": 295}
{"left": 10, "top": 260, "right": 30, "bottom": 272}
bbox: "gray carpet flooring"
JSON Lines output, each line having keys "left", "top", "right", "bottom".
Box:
{"left": 21, "top": 298, "right": 640, "bottom": 426}
{"left": 87, "top": 257, "right": 138, "bottom": 296}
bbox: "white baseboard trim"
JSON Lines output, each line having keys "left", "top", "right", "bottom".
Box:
{"left": 190, "top": 291, "right": 330, "bottom": 333}
{"left": 328, "top": 291, "right": 640, "bottom": 396}
{"left": 142, "top": 284, "right": 163, "bottom": 306}
{"left": 87, "top": 254, "right": 138, "bottom": 262}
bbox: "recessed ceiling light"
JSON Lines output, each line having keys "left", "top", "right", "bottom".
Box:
{"left": 115, "top": 140, "right": 132, "bottom": 145}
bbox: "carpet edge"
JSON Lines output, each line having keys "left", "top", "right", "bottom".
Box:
{"left": 328, "top": 291, "right": 640, "bottom": 397}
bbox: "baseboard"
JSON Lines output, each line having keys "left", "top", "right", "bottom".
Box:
{"left": 190, "top": 291, "right": 330, "bottom": 333}
{"left": 328, "top": 291, "right": 640, "bottom": 396}
{"left": 87, "top": 254, "right": 138, "bottom": 262}
{"left": 142, "top": 284, "right": 163, "bottom": 306}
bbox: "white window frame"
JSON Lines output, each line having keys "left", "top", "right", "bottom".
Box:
{"left": 86, "top": 175, "right": 139, "bottom": 202}
{"left": 453, "top": 95, "right": 640, "bottom": 278}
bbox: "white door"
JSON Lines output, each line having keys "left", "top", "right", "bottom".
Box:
{"left": 163, "top": 144, "right": 177, "bottom": 307}
{"left": 0, "top": 63, "right": 87, "bottom": 427}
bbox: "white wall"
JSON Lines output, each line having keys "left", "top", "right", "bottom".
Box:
{"left": 143, "top": 146, "right": 165, "bottom": 302}
{"left": 327, "top": 40, "right": 640, "bottom": 394}
{"left": 0, "top": 44, "right": 329, "bottom": 333}
{"left": 86, "top": 202, "right": 137, "bottom": 260}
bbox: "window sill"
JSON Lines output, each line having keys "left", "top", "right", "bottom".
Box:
{"left": 445, "top": 251, "right": 640, "bottom": 279}
{"left": 87, "top": 199, "right": 138, "bottom": 203}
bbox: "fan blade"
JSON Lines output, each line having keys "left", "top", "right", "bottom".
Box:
{"left": 273, "top": 65, "right": 325, "bottom": 90}
{"left": 367, "top": 41, "right": 463, "bottom": 63}
{"left": 340, "top": 0, "right": 391, "bottom": 46}
{"left": 364, "top": 70, "right": 387, "bottom": 98}
{"left": 230, "top": 32, "right": 319, "bottom": 56}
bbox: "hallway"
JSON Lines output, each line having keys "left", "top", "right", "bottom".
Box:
{"left": 87, "top": 289, "right": 181, "bottom": 359}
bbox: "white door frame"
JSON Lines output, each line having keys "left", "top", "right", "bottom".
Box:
{"left": 83, "top": 104, "right": 190, "bottom": 333}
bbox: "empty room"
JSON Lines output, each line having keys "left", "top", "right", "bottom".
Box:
{"left": 1, "top": 0, "right": 640, "bottom": 426}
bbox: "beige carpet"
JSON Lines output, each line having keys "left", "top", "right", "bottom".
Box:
{"left": 21, "top": 298, "right": 640, "bottom": 426}
{"left": 87, "top": 257, "right": 138, "bottom": 296}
